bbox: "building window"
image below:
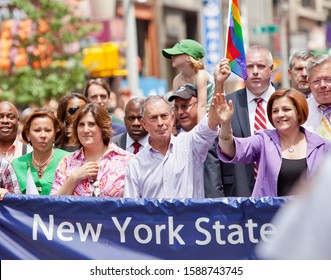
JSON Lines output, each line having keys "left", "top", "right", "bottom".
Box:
{"left": 301, "top": 0, "right": 316, "bottom": 9}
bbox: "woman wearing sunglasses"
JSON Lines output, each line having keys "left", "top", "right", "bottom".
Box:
{"left": 51, "top": 103, "right": 133, "bottom": 197}
{"left": 55, "top": 92, "right": 88, "bottom": 152}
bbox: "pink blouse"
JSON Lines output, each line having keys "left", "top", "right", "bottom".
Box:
{"left": 51, "top": 143, "right": 133, "bottom": 197}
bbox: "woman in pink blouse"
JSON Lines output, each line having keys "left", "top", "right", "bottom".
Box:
{"left": 51, "top": 103, "right": 133, "bottom": 197}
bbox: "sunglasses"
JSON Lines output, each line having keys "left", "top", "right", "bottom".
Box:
{"left": 67, "top": 106, "right": 80, "bottom": 115}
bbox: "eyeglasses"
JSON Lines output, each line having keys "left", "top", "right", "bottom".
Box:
{"left": 67, "top": 106, "right": 80, "bottom": 115}
{"left": 311, "top": 77, "right": 331, "bottom": 86}
{"left": 174, "top": 101, "right": 198, "bottom": 112}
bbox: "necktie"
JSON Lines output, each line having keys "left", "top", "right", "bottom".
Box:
{"left": 254, "top": 98, "right": 267, "bottom": 178}
{"left": 254, "top": 98, "right": 267, "bottom": 132}
{"left": 132, "top": 141, "right": 141, "bottom": 154}
{"left": 318, "top": 105, "right": 331, "bottom": 141}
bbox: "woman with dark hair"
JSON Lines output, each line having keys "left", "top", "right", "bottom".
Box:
{"left": 215, "top": 88, "right": 331, "bottom": 197}
{"left": 12, "top": 109, "right": 70, "bottom": 195}
{"left": 51, "top": 103, "right": 133, "bottom": 197}
{"left": 55, "top": 92, "right": 88, "bottom": 151}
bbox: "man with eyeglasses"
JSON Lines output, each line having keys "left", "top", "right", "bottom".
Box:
{"left": 168, "top": 84, "right": 199, "bottom": 133}
{"left": 305, "top": 54, "right": 331, "bottom": 141}
{"left": 83, "top": 78, "right": 126, "bottom": 136}
{"left": 111, "top": 97, "right": 148, "bottom": 154}
{"left": 288, "top": 50, "right": 314, "bottom": 98}
{"left": 0, "top": 101, "right": 32, "bottom": 162}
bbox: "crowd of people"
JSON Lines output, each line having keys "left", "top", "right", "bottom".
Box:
{"left": 1, "top": 41, "right": 331, "bottom": 204}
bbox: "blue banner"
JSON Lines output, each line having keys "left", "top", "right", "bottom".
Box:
{"left": 0, "top": 195, "right": 289, "bottom": 260}
{"left": 202, "top": 0, "right": 223, "bottom": 75}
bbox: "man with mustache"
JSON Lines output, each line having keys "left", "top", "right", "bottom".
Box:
{"left": 168, "top": 84, "right": 198, "bottom": 133}
{"left": 288, "top": 50, "right": 314, "bottom": 98}
{"left": 111, "top": 97, "right": 148, "bottom": 154}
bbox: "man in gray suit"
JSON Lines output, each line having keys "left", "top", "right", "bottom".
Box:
{"left": 205, "top": 45, "right": 276, "bottom": 197}
{"left": 111, "top": 97, "right": 148, "bottom": 154}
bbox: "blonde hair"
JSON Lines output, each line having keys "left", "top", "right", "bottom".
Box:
{"left": 188, "top": 56, "right": 205, "bottom": 71}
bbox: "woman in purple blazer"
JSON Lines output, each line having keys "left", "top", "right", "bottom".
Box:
{"left": 214, "top": 88, "right": 331, "bottom": 197}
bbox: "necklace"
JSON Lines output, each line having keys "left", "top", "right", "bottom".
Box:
{"left": 288, "top": 146, "right": 295, "bottom": 153}
{"left": 91, "top": 180, "right": 100, "bottom": 197}
{"left": 32, "top": 149, "right": 54, "bottom": 178}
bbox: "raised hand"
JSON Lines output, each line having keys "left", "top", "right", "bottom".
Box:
{"left": 212, "top": 92, "right": 234, "bottom": 125}
{"left": 214, "top": 58, "right": 231, "bottom": 84}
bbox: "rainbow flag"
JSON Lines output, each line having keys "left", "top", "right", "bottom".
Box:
{"left": 226, "top": 0, "right": 247, "bottom": 80}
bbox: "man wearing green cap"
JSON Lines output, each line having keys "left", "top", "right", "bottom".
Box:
{"left": 162, "top": 39, "right": 214, "bottom": 124}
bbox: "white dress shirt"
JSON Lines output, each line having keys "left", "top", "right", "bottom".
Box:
{"left": 124, "top": 115, "right": 218, "bottom": 199}
{"left": 304, "top": 96, "right": 323, "bottom": 135}
{"left": 246, "top": 84, "right": 275, "bottom": 133}
{"left": 125, "top": 134, "right": 149, "bottom": 154}
{"left": 0, "top": 139, "right": 32, "bottom": 162}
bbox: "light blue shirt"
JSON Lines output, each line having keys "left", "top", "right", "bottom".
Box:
{"left": 124, "top": 116, "right": 218, "bottom": 198}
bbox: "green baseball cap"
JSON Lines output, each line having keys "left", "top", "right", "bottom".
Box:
{"left": 162, "top": 39, "right": 205, "bottom": 60}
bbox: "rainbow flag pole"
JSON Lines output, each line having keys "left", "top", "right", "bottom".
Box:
{"left": 225, "top": 0, "right": 247, "bottom": 80}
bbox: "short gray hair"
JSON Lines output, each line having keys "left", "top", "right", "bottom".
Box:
{"left": 289, "top": 50, "right": 314, "bottom": 69}
{"left": 307, "top": 54, "right": 331, "bottom": 78}
{"left": 247, "top": 45, "right": 273, "bottom": 66}
{"left": 140, "top": 95, "right": 173, "bottom": 118}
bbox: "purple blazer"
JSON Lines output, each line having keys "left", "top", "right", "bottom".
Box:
{"left": 217, "top": 127, "right": 331, "bottom": 197}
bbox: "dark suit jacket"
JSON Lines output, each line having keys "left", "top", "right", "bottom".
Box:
{"left": 204, "top": 85, "right": 279, "bottom": 197}
{"left": 204, "top": 87, "right": 254, "bottom": 197}
{"left": 111, "top": 132, "right": 127, "bottom": 150}
{"left": 112, "top": 123, "right": 127, "bottom": 136}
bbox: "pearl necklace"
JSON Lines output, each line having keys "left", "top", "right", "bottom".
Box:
{"left": 32, "top": 149, "right": 54, "bottom": 178}
{"left": 288, "top": 146, "right": 295, "bottom": 153}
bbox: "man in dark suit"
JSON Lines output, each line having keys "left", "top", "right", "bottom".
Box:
{"left": 111, "top": 97, "right": 148, "bottom": 153}
{"left": 205, "top": 45, "right": 276, "bottom": 197}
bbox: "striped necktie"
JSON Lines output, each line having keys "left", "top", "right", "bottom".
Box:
{"left": 318, "top": 105, "right": 331, "bottom": 141}
{"left": 254, "top": 98, "right": 267, "bottom": 132}
{"left": 254, "top": 98, "right": 267, "bottom": 178}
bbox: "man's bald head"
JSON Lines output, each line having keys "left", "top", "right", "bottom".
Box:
{"left": 0, "top": 101, "right": 19, "bottom": 145}
{"left": 124, "top": 97, "right": 148, "bottom": 141}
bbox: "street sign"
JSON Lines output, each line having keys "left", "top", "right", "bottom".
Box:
{"left": 253, "top": 24, "right": 279, "bottom": 34}
{"left": 202, "top": 0, "right": 223, "bottom": 75}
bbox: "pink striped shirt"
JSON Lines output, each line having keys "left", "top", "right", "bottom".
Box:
{"left": 51, "top": 143, "right": 133, "bottom": 197}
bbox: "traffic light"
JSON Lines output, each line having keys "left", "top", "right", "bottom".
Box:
{"left": 82, "top": 42, "right": 127, "bottom": 77}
